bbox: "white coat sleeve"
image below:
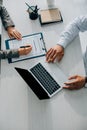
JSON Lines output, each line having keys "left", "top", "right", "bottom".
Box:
{"left": 58, "top": 15, "right": 87, "bottom": 48}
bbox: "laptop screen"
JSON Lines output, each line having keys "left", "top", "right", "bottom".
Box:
{"left": 15, "top": 67, "right": 49, "bottom": 99}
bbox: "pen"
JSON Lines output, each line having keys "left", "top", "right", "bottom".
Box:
{"left": 34, "top": 5, "right": 37, "bottom": 13}
{"left": 25, "top": 2, "right": 34, "bottom": 12}
{"left": 20, "top": 45, "right": 31, "bottom": 48}
{"left": 35, "top": 5, "right": 40, "bottom": 12}
{"left": 34, "top": 5, "right": 39, "bottom": 13}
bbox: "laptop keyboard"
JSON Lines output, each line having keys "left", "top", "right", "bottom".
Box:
{"left": 30, "top": 63, "right": 60, "bottom": 95}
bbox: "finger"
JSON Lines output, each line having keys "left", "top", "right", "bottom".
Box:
{"left": 17, "top": 31, "right": 22, "bottom": 37}
{"left": 11, "top": 32, "right": 18, "bottom": 39}
{"left": 63, "top": 83, "right": 84, "bottom": 90}
{"left": 46, "top": 48, "right": 52, "bottom": 59}
{"left": 8, "top": 33, "right": 14, "bottom": 39}
{"left": 64, "top": 81, "right": 76, "bottom": 85}
{"left": 47, "top": 49, "right": 58, "bottom": 62}
{"left": 14, "top": 33, "right": 21, "bottom": 40}
{"left": 57, "top": 55, "right": 63, "bottom": 62}
{"left": 12, "top": 31, "right": 22, "bottom": 40}
{"left": 68, "top": 75, "right": 77, "bottom": 80}
{"left": 63, "top": 85, "right": 75, "bottom": 90}
{"left": 16, "top": 32, "right": 22, "bottom": 40}
{"left": 46, "top": 49, "right": 54, "bottom": 62}
{"left": 25, "top": 47, "right": 32, "bottom": 54}
{"left": 51, "top": 53, "right": 58, "bottom": 62}
{"left": 48, "top": 49, "right": 57, "bottom": 59}
{"left": 26, "top": 44, "right": 32, "bottom": 48}
{"left": 17, "top": 32, "right": 22, "bottom": 38}
{"left": 63, "top": 85, "right": 70, "bottom": 89}
{"left": 28, "top": 46, "right": 32, "bottom": 51}
{"left": 46, "top": 48, "right": 52, "bottom": 56}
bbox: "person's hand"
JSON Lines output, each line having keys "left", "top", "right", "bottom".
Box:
{"left": 46, "top": 44, "right": 64, "bottom": 63}
{"left": 63, "top": 75, "right": 86, "bottom": 90}
{"left": 7, "top": 27, "right": 22, "bottom": 40}
{"left": 18, "top": 45, "right": 32, "bottom": 56}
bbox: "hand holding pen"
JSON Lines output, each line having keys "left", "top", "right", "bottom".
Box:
{"left": 18, "top": 45, "right": 32, "bottom": 56}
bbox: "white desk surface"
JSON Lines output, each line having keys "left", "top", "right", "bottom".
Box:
{"left": 1, "top": 0, "right": 87, "bottom": 130}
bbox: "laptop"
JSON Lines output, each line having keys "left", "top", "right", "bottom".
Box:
{"left": 15, "top": 61, "right": 68, "bottom": 100}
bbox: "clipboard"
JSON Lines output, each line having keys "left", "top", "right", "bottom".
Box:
{"left": 5, "top": 32, "right": 47, "bottom": 63}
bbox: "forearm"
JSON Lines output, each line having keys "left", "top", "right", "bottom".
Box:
{"left": 0, "top": 49, "right": 19, "bottom": 59}
{"left": 58, "top": 15, "right": 87, "bottom": 48}
{"left": 0, "top": 5, "right": 15, "bottom": 30}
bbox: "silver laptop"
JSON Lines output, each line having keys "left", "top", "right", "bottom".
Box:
{"left": 15, "top": 61, "right": 68, "bottom": 99}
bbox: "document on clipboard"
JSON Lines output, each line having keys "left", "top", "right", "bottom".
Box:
{"left": 5, "top": 32, "right": 46, "bottom": 63}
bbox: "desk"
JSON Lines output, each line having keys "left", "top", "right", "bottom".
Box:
{"left": 0, "top": 0, "right": 87, "bottom": 130}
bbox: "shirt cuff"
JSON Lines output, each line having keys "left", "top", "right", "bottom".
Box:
{"left": 57, "top": 39, "right": 68, "bottom": 48}
{"left": 1, "top": 49, "right": 19, "bottom": 59}
{"left": 5, "top": 24, "right": 15, "bottom": 30}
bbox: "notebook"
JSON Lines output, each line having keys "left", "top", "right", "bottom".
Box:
{"left": 15, "top": 61, "right": 68, "bottom": 100}
{"left": 39, "top": 8, "right": 63, "bottom": 25}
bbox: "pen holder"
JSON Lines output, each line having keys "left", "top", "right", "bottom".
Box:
{"left": 28, "top": 6, "right": 38, "bottom": 20}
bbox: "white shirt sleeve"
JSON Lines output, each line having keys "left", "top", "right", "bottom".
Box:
{"left": 58, "top": 15, "right": 87, "bottom": 48}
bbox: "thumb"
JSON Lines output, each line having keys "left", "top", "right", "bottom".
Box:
{"left": 57, "top": 54, "right": 64, "bottom": 62}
